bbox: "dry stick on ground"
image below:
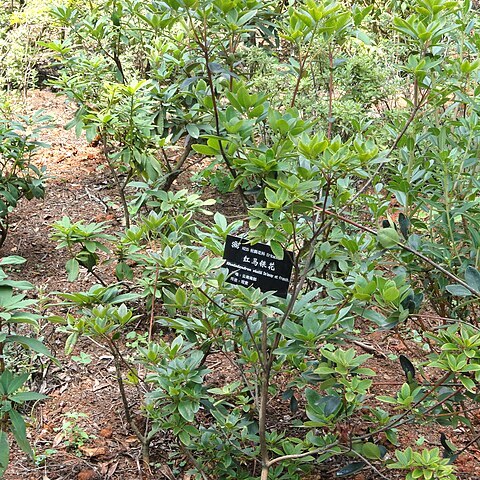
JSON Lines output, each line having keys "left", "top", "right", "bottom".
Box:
{"left": 460, "top": 398, "right": 480, "bottom": 449}
{"left": 454, "top": 430, "right": 480, "bottom": 458}
{"left": 415, "top": 315, "right": 480, "bottom": 333}
{"left": 352, "top": 339, "right": 386, "bottom": 358}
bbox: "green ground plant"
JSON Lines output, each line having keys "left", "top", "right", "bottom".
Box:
{"left": 0, "top": 256, "right": 51, "bottom": 476}
{"left": 51, "top": 216, "right": 115, "bottom": 283}
{"left": 0, "top": 111, "right": 50, "bottom": 247}
{"left": 55, "top": 412, "right": 92, "bottom": 453}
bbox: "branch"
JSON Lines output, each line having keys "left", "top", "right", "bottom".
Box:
{"left": 350, "top": 449, "right": 391, "bottom": 480}
{"left": 266, "top": 444, "right": 340, "bottom": 468}
{"left": 321, "top": 208, "right": 480, "bottom": 299}
{"left": 162, "top": 135, "right": 194, "bottom": 191}
{"left": 338, "top": 88, "right": 429, "bottom": 215}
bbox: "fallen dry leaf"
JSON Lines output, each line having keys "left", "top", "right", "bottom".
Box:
{"left": 100, "top": 460, "right": 118, "bottom": 477}
{"left": 79, "top": 446, "right": 108, "bottom": 457}
{"left": 158, "top": 464, "right": 176, "bottom": 480}
{"left": 77, "top": 470, "right": 99, "bottom": 480}
{"left": 107, "top": 462, "right": 119, "bottom": 477}
{"left": 99, "top": 427, "right": 113, "bottom": 439}
{"left": 52, "top": 431, "right": 64, "bottom": 448}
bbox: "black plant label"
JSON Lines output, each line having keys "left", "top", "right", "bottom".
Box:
{"left": 223, "top": 235, "right": 294, "bottom": 298}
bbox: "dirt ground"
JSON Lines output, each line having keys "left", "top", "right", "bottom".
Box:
{"left": 1, "top": 90, "right": 479, "bottom": 480}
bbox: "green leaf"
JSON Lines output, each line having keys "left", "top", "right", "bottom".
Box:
{"left": 324, "top": 395, "right": 341, "bottom": 416}
{"left": 377, "top": 228, "right": 400, "bottom": 248}
{"left": 237, "top": 10, "right": 257, "bottom": 27}
{"left": 66, "top": 258, "right": 80, "bottom": 282}
{"left": 0, "top": 256, "right": 26, "bottom": 266}
{"left": 0, "top": 431, "right": 9, "bottom": 475}
{"left": 459, "top": 375, "right": 476, "bottom": 392}
{"left": 65, "top": 332, "right": 79, "bottom": 355}
{"left": 186, "top": 124, "right": 200, "bottom": 138}
{"left": 192, "top": 144, "right": 218, "bottom": 156}
{"left": 178, "top": 401, "right": 195, "bottom": 422}
{"left": 354, "top": 29, "right": 372, "bottom": 45}
{"left": 178, "top": 429, "right": 191, "bottom": 446}
{"left": 359, "top": 308, "right": 387, "bottom": 326}
{"left": 446, "top": 284, "right": 472, "bottom": 297}
{"left": 383, "top": 286, "right": 399, "bottom": 302}
{"left": 270, "top": 241, "right": 284, "bottom": 260}
{"left": 362, "top": 442, "right": 382, "bottom": 459}
{"left": 5, "top": 372, "right": 29, "bottom": 394}
{"left": 9, "top": 391, "right": 48, "bottom": 403}
{"left": 9, "top": 409, "right": 34, "bottom": 458}
{"left": 305, "top": 388, "right": 322, "bottom": 406}
{"left": 5, "top": 335, "right": 52, "bottom": 358}
{"left": 116, "top": 262, "right": 133, "bottom": 281}
{"left": 0, "top": 286, "right": 13, "bottom": 304}
{"left": 385, "top": 429, "right": 398, "bottom": 445}
{"left": 465, "top": 266, "right": 480, "bottom": 293}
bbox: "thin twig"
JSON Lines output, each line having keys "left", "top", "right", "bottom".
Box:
{"left": 321, "top": 208, "right": 480, "bottom": 298}
{"left": 266, "top": 444, "right": 340, "bottom": 468}
{"left": 350, "top": 450, "right": 391, "bottom": 480}
{"left": 148, "top": 265, "right": 159, "bottom": 342}
{"left": 338, "top": 88, "right": 429, "bottom": 215}
{"left": 162, "top": 136, "right": 194, "bottom": 191}
{"left": 454, "top": 431, "right": 480, "bottom": 457}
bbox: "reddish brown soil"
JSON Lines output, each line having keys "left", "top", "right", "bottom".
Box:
{"left": 2, "top": 90, "right": 479, "bottom": 480}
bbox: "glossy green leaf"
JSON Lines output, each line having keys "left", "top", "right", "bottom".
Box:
{"left": 0, "top": 431, "right": 9, "bottom": 475}
{"left": 465, "top": 266, "right": 480, "bottom": 293}
{"left": 178, "top": 401, "right": 195, "bottom": 422}
{"left": 446, "top": 284, "right": 472, "bottom": 297}
{"left": 9, "top": 409, "right": 34, "bottom": 458}
{"left": 362, "top": 442, "right": 382, "bottom": 459}
{"left": 0, "top": 256, "right": 26, "bottom": 266}
{"left": 270, "top": 240, "right": 284, "bottom": 260}
{"left": 9, "top": 391, "right": 48, "bottom": 403}
{"left": 6, "top": 335, "right": 52, "bottom": 358}
{"left": 66, "top": 258, "right": 80, "bottom": 282}
{"left": 336, "top": 461, "right": 366, "bottom": 476}
{"left": 377, "top": 228, "right": 400, "bottom": 248}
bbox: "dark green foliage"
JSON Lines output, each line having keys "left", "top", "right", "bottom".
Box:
{"left": 0, "top": 256, "right": 51, "bottom": 475}
{"left": 0, "top": 112, "right": 50, "bottom": 247}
